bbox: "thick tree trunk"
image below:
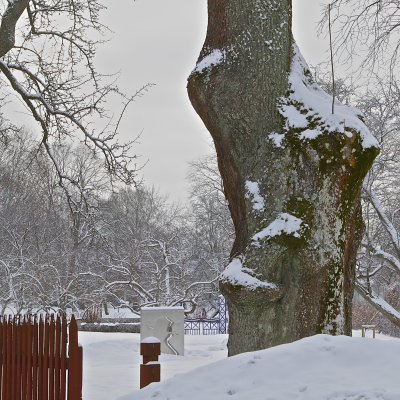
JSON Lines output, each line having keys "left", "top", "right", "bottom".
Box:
{"left": 188, "top": 0, "right": 379, "bottom": 356}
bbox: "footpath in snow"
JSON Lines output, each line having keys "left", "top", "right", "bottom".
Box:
{"left": 79, "top": 331, "right": 399, "bottom": 400}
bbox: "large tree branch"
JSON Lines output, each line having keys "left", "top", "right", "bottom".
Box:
{"left": 0, "top": 0, "right": 30, "bottom": 58}
{"left": 0, "top": 59, "right": 139, "bottom": 184}
{"left": 362, "top": 243, "right": 400, "bottom": 277}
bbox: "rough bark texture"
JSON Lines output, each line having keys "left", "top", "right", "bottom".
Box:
{"left": 187, "top": 0, "right": 378, "bottom": 356}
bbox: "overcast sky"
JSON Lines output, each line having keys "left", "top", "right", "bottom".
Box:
{"left": 96, "top": 0, "right": 331, "bottom": 202}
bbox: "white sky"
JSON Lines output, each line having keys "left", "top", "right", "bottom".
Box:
{"left": 95, "top": 1, "right": 332, "bottom": 202}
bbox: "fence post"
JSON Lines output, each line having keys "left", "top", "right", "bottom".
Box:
{"left": 68, "top": 315, "right": 82, "bottom": 400}
{"left": 140, "top": 337, "right": 161, "bottom": 389}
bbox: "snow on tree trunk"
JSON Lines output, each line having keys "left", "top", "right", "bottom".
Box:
{"left": 187, "top": 0, "right": 379, "bottom": 355}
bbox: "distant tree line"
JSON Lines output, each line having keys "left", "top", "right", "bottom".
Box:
{"left": 0, "top": 131, "right": 233, "bottom": 317}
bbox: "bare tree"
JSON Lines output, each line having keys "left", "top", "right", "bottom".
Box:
{"left": 356, "top": 80, "right": 400, "bottom": 328}
{"left": 187, "top": 154, "right": 234, "bottom": 268}
{"left": 0, "top": 0, "right": 146, "bottom": 186}
{"left": 323, "top": 0, "right": 400, "bottom": 79}
{"left": 98, "top": 186, "right": 220, "bottom": 314}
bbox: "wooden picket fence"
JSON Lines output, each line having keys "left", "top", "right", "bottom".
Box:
{"left": 0, "top": 314, "right": 82, "bottom": 400}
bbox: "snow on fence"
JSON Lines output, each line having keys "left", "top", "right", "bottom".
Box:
{"left": 0, "top": 314, "right": 82, "bottom": 400}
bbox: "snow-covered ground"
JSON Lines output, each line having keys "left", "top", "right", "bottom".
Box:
{"left": 80, "top": 331, "right": 399, "bottom": 400}
{"left": 79, "top": 332, "right": 228, "bottom": 400}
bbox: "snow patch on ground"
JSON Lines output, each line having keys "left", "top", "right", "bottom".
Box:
{"left": 220, "top": 256, "right": 277, "bottom": 290}
{"left": 252, "top": 212, "right": 306, "bottom": 242}
{"left": 80, "top": 332, "right": 228, "bottom": 400}
{"left": 125, "top": 334, "right": 400, "bottom": 400}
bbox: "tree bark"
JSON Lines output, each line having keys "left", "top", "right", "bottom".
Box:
{"left": 187, "top": 0, "right": 379, "bottom": 355}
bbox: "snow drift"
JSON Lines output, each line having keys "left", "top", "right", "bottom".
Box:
{"left": 121, "top": 334, "right": 400, "bottom": 400}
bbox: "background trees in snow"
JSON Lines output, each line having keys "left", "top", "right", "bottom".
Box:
{"left": 325, "top": 0, "right": 400, "bottom": 79}
{"left": 0, "top": 0, "right": 148, "bottom": 190}
{"left": 0, "top": 132, "right": 226, "bottom": 316}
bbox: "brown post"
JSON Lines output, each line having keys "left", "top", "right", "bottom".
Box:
{"left": 49, "top": 315, "right": 55, "bottom": 400}
{"left": 68, "top": 314, "right": 82, "bottom": 400}
{"left": 27, "top": 316, "right": 33, "bottom": 400}
{"left": 60, "top": 316, "right": 67, "bottom": 400}
{"left": 140, "top": 338, "right": 161, "bottom": 389}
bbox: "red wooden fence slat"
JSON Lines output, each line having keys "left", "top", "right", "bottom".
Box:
{"left": 8, "top": 316, "right": 13, "bottom": 400}
{"left": 21, "top": 317, "right": 27, "bottom": 400}
{"left": 1, "top": 317, "right": 4, "bottom": 398}
{"left": 11, "top": 316, "right": 16, "bottom": 400}
{"left": 38, "top": 315, "right": 44, "bottom": 400}
{"left": 55, "top": 316, "right": 61, "bottom": 400}
{"left": 27, "top": 316, "right": 33, "bottom": 400}
{"left": 60, "top": 316, "right": 67, "bottom": 400}
{"left": 67, "top": 314, "right": 83, "bottom": 400}
{"left": 43, "top": 315, "right": 49, "bottom": 400}
{"left": 9, "top": 317, "right": 12, "bottom": 400}
{"left": 3, "top": 319, "right": 6, "bottom": 400}
{"left": 68, "top": 315, "right": 80, "bottom": 400}
{"left": 16, "top": 316, "right": 22, "bottom": 400}
{"left": 32, "top": 316, "right": 38, "bottom": 400}
{"left": 78, "top": 346, "right": 83, "bottom": 400}
{"left": 0, "top": 313, "right": 83, "bottom": 400}
{"left": 3, "top": 318, "right": 6, "bottom": 400}
{"left": 1, "top": 317, "right": 5, "bottom": 399}
{"left": 49, "top": 315, "right": 55, "bottom": 400}
{"left": 3, "top": 318, "right": 6, "bottom": 399}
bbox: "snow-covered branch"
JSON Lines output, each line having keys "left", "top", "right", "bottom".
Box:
{"left": 363, "top": 185, "right": 400, "bottom": 256}
{"left": 355, "top": 282, "right": 400, "bottom": 328}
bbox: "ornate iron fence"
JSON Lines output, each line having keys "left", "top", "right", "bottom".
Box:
{"left": 184, "top": 295, "right": 229, "bottom": 335}
{"left": 185, "top": 319, "right": 223, "bottom": 335}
